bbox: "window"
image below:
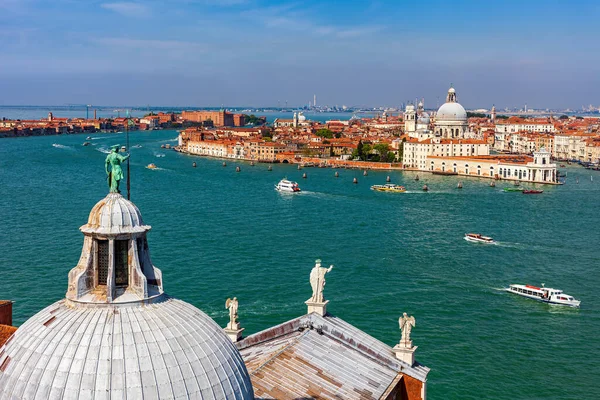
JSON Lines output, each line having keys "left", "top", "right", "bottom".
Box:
{"left": 97, "top": 240, "right": 109, "bottom": 285}
{"left": 114, "top": 240, "right": 129, "bottom": 287}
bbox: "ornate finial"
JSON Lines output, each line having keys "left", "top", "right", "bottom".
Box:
{"left": 224, "top": 297, "right": 244, "bottom": 342}
{"left": 105, "top": 145, "right": 130, "bottom": 193}
{"left": 305, "top": 259, "right": 334, "bottom": 316}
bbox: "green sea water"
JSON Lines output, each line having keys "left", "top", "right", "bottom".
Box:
{"left": 0, "top": 130, "right": 598, "bottom": 399}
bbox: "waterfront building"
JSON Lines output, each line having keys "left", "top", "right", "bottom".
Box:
{"left": 495, "top": 117, "right": 556, "bottom": 134}
{"left": 181, "top": 110, "right": 244, "bottom": 127}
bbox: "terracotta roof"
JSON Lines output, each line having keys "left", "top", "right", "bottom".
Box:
{"left": 237, "top": 313, "right": 428, "bottom": 399}
{"left": 0, "top": 325, "right": 16, "bottom": 347}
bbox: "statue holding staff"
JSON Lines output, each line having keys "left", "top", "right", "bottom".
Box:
{"left": 309, "top": 259, "right": 333, "bottom": 303}
{"left": 105, "top": 145, "right": 129, "bottom": 193}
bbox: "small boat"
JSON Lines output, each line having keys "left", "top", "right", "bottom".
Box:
{"left": 146, "top": 163, "right": 157, "bottom": 170}
{"left": 457, "top": 182, "right": 463, "bottom": 189}
{"left": 161, "top": 144, "right": 166, "bottom": 149}
{"left": 422, "top": 184, "right": 428, "bottom": 191}
{"left": 514, "top": 181, "right": 520, "bottom": 186}
{"left": 275, "top": 179, "right": 301, "bottom": 193}
{"left": 370, "top": 184, "right": 406, "bottom": 193}
{"left": 523, "top": 189, "right": 543, "bottom": 194}
{"left": 82, "top": 142, "right": 91, "bottom": 146}
{"left": 464, "top": 233, "right": 495, "bottom": 244}
{"left": 505, "top": 284, "right": 580, "bottom": 308}
{"left": 489, "top": 181, "right": 496, "bottom": 187}
{"left": 86, "top": 136, "right": 92, "bottom": 140}
{"left": 503, "top": 187, "right": 524, "bottom": 192}
{"left": 415, "top": 175, "right": 420, "bottom": 181}
{"left": 560, "top": 164, "right": 566, "bottom": 168}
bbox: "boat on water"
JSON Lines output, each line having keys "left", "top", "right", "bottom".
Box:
{"left": 505, "top": 284, "right": 580, "bottom": 308}
{"left": 370, "top": 183, "right": 406, "bottom": 193}
{"left": 82, "top": 142, "right": 91, "bottom": 146}
{"left": 503, "top": 187, "right": 524, "bottom": 192}
{"left": 146, "top": 163, "right": 157, "bottom": 170}
{"left": 464, "top": 233, "right": 495, "bottom": 244}
{"left": 523, "top": 189, "right": 543, "bottom": 194}
{"left": 275, "top": 179, "right": 301, "bottom": 193}
{"left": 86, "top": 136, "right": 92, "bottom": 140}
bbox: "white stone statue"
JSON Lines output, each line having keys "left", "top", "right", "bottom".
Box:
{"left": 225, "top": 297, "right": 239, "bottom": 329}
{"left": 399, "top": 312, "right": 416, "bottom": 347}
{"left": 309, "top": 259, "right": 333, "bottom": 303}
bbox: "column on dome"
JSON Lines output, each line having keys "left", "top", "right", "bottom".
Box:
{"left": 128, "top": 235, "right": 148, "bottom": 298}
{"left": 67, "top": 236, "right": 95, "bottom": 299}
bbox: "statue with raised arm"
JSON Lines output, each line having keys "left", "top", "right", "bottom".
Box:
{"left": 105, "top": 145, "right": 129, "bottom": 193}
{"left": 309, "top": 259, "right": 333, "bottom": 303}
{"left": 399, "top": 312, "right": 416, "bottom": 347}
{"left": 225, "top": 297, "right": 239, "bottom": 329}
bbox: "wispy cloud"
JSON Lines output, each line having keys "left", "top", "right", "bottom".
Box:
{"left": 100, "top": 2, "right": 150, "bottom": 17}
{"left": 94, "top": 37, "right": 208, "bottom": 52}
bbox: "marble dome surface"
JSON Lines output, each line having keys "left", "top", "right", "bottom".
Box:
{"left": 80, "top": 193, "right": 150, "bottom": 235}
{"left": 436, "top": 102, "right": 467, "bottom": 122}
{"left": 0, "top": 297, "right": 254, "bottom": 400}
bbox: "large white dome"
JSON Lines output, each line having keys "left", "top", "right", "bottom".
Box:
{"left": 436, "top": 102, "right": 467, "bottom": 122}
{"left": 0, "top": 297, "right": 254, "bottom": 399}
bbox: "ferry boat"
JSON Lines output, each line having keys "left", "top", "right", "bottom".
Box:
{"left": 503, "top": 187, "right": 524, "bottom": 192}
{"left": 275, "top": 179, "right": 301, "bottom": 193}
{"left": 523, "top": 189, "right": 543, "bottom": 194}
{"left": 506, "top": 284, "right": 581, "bottom": 308}
{"left": 464, "top": 233, "right": 495, "bottom": 244}
{"left": 370, "top": 183, "right": 406, "bottom": 193}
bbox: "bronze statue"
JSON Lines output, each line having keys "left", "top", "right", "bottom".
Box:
{"left": 105, "top": 145, "right": 129, "bottom": 193}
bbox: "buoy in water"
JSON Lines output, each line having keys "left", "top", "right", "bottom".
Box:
{"left": 576, "top": 177, "right": 579, "bottom": 184}
{"left": 303, "top": 173, "right": 307, "bottom": 179}
{"left": 223, "top": 162, "right": 227, "bottom": 167}
{"left": 236, "top": 166, "right": 241, "bottom": 172}
{"left": 457, "top": 182, "right": 463, "bottom": 189}
{"left": 422, "top": 184, "right": 429, "bottom": 191}
{"left": 363, "top": 170, "right": 368, "bottom": 176}
{"left": 415, "top": 175, "right": 420, "bottom": 181}
{"left": 192, "top": 162, "right": 197, "bottom": 168}
{"left": 386, "top": 176, "right": 391, "bottom": 182}
{"left": 335, "top": 172, "right": 339, "bottom": 178}
{"left": 353, "top": 177, "right": 358, "bottom": 184}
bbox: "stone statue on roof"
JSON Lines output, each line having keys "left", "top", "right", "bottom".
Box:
{"left": 309, "top": 259, "right": 333, "bottom": 303}
{"left": 105, "top": 145, "right": 129, "bottom": 193}
{"left": 225, "top": 297, "right": 239, "bottom": 330}
{"left": 399, "top": 312, "right": 416, "bottom": 347}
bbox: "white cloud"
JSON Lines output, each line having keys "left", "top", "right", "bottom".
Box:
{"left": 100, "top": 2, "right": 150, "bottom": 17}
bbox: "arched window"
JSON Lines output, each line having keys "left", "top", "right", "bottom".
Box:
{"left": 465, "top": 164, "right": 469, "bottom": 175}
{"left": 477, "top": 165, "right": 481, "bottom": 175}
{"left": 442, "top": 162, "right": 446, "bottom": 172}
{"left": 453, "top": 163, "right": 457, "bottom": 173}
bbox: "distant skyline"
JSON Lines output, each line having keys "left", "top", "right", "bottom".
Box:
{"left": 1, "top": 0, "right": 599, "bottom": 109}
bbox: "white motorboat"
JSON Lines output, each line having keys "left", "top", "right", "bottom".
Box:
{"left": 464, "top": 233, "right": 495, "bottom": 244}
{"left": 275, "top": 179, "right": 301, "bottom": 193}
{"left": 506, "top": 284, "right": 581, "bottom": 308}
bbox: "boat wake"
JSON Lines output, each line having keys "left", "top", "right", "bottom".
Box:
{"left": 96, "top": 146, "right": 111, "bottom": 154}
{"left": 52, "top": 143, "right": 73, "bottom": 150}
{"left": 168, "top": 137, "right": 178, "bottom": 142}
{"left": 494, "top": 241, "right": 522, "bottom": 249}
{"left": 131, "top": 144, "right": 143, "bottom": 149}
{"left": 154, "top": 152, "right": 166, "bottom": 158}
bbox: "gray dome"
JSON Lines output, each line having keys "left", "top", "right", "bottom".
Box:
{"left": 436, "top": 102, "right": 467, "bottom": 122}
{"left": 81, "top": 193, "right": 150, "bottom": 235}
{"left": 0, "top": 298, "right": 254, "bottom": 399}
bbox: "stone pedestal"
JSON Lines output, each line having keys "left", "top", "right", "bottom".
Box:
{"left": 393, "top": 344, "right": 417, "bottom": 366}
{"left": 305, "top": 299, "right": 329, "bottom": 316}
{"left": 224, "top": 322, "right": 244, "bottom": 342}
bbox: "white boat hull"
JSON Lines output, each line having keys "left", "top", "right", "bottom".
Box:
{"left": 506, "top": 286, "right": 581, "bottom": 308}
{"left": 464, "top": 236, "right": 495, "bottom": 244}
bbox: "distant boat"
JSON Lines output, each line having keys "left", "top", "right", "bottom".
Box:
{"left": 506, "top": 284, "right": 580, "bottom": 308}
{"left": 464, "top": 233, "right": 495, "bottom": 244}
{"left": 370, "top": 184, "right": 406, "bottom": 193}
{"left": 503, "top": 187, "right": 524, "bottom": 192}
{"left": 275, "top": 179, "right": 301, "bottom": 193}
{"left": 523, "top": 189, "right": 543, "bottom": 194}
{"left": 82, "top": 142, "right": 91, "bottom": 146}
{"left": 146, "top": 163, "right": 157, "bottom": 170}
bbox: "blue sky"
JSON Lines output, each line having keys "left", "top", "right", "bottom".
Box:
{"left": 0, "top": 0, "right": 599, "bottom": 108}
